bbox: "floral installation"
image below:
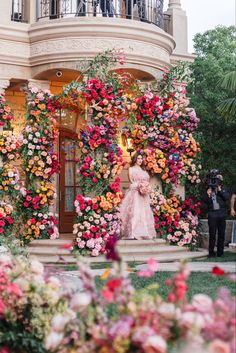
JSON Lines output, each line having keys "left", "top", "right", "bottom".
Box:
{"left": 0, "top": 254, "right": 68, "bottom": 353}
{"left": 0, "top": 202, "right": 14, "bottom": 237}
{"left": 0, "top": 131, "right": 20, "bottom": 162}
{"left": 59, "top": 51, "right": 135, "bottom": 256}
{"left": 0, "top": 92, "right": 14, "bottom": 129}
{"left": 0, "top": 92, "right": 21, "bottom": 245}
{"left": 18, "top": 86, "right": 59, "bottom": 243}
{"left": 0, "top": 163, "right": 20, "bottom": 195}
{"left": 0, "top": 251, "right": 235, "bottom": 353}
{"left": 44, "top": 259, "right": 235, "bottom": 353}
{"left": 151, "top": 189, "right": 201, "bottom": 248}
{"left": 73, "top": 178, "right": 122, "bottom": 256}
{"left": 123, "top": 73, "right": 201, "bottom": 187}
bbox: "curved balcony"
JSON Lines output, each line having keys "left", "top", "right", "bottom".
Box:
{"left": 1, "top": 0, "right": 174, "bottom": 82}
{"left": 34, "top": 0, "right": 164, "bottom": 28}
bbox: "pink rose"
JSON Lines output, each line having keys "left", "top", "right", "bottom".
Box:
{"left": 192, "top": 294, "right": 213, "bottom": 314}
{"left": 208, "top": 340, "right": 230, "bottom": 353}
{"left": 138, "top": 181, "right": 152, "bottom": 195}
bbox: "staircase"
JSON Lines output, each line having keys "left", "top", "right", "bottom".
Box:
{"left": 28, "top": 236, "right": 208, "bottom": 265}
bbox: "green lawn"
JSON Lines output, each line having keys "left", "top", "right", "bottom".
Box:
{"left": 96, "top": 271, "right": 236, "bottom": 300}
{"left": 193, "top": 251, "right": 236, "bottom": 262}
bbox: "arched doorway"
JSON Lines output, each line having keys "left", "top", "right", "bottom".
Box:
{"left": 58, "top": 109, "right": 85, "bottom": 233}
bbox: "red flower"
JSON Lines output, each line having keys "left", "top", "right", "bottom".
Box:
{"left": 212, "top": 266, "right": 225, "bottom": 276}
{"left": 59, "top": 242, "right": 74, "bottom": 250}
{"left": 6, "top": 216, "right": 13, "bottom": 224}
{"left": 107, "top": 278, "right": 122, "bottom": 291}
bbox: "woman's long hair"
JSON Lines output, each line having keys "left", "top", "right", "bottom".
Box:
{"left": 130, "top": 151, "right": 145, "bottom": 170}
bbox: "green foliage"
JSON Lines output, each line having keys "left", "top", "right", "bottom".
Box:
{"left": 188, "top": 26, "right": 236, "bottom": 192}
{"left": 217, "top": 70, "right": 236, "bottom": 120}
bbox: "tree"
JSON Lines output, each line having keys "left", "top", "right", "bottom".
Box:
{"left": 188, "top": 26, "right": 236, "bottom": 192}
{"left": 217, "top": 70, "right": 236, "bottom": 121}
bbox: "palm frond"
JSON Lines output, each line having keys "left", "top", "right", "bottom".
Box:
{"left": 218, "top": 70, "right": 236, "bottom": 93}
{"left": 217, "top": 97, "right": 236, "bottom": 121}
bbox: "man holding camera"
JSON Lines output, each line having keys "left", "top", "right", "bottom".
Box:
{"left": 203, "top": 171, "right": 230, "bottom": 257}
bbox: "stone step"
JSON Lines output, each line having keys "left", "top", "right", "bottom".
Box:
{"left": 29, "top": 238, "right": 167, "bottom": 248}
{"left": 29, "top": 249, "right": 208, "bottom": 265}
{"left": 28, "top": 244, "right": 185, "bottom": 257}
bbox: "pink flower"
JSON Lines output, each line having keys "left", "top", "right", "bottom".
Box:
{"left": 208, "top": 339, "right": 230, "bottom": 353}
{"left": 192, "top": 294, "right": 213, "bottom": 314}
{"left": 147, "top": 258, "right": 160, "bottom": 272}
{"left": 0, "top": 299, "right": 5, "bottom": 314}
{"left": 91, "top": 248, "right": 99, "bottom": 256}
{"left": 143, "top": 335, "right": 167, "bottom": 353}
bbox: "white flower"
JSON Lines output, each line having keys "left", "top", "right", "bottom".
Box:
{"left": 30, "top": 86, "right": 39, "bottom": 94}
{"left": 45, "top": 332, "right": 64, "bottom": 350}
{"left": 30, "top": 259, "right": 44, "bottom": 275}
{"left": 143, "top": 335, "right": 167, "bottom": 353}
{"left": 70, "top": 292, "right": 92, "bottom": 312}
{"left": 51, "top": 314, "right": 71, "bottom": 332}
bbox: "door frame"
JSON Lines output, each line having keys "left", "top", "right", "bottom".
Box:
{"left": 59, "top": 127, "right": 79, "bottom": 233}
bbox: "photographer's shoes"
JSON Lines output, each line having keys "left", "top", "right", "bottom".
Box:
{"left": 208, "top": 252, "right": 216, "bottom": 258}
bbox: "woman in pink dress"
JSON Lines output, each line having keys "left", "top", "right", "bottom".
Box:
{"left": 120, "top": 152, "right": 156, "bottom": 239}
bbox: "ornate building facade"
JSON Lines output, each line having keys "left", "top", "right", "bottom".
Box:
{"left": 0, "top": 0, "right": 193, "bottom": 233}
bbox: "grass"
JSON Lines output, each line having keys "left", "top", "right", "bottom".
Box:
{"left": 62, "top": 261, "right": 139, "bottom": 271}
{"left": 96, "top": 271, "right": 236, "bottom": 300}
{"left": 193, "top": 250, "right": 236, "bottom": 262}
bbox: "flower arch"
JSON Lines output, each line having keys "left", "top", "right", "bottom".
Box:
{"left": 13, "top": 50, "right": 201, "bottom": 253}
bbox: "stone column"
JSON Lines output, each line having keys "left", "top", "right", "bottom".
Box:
{"left": 0, "top": 2, "right": 12, "bottom": 25}
{"left": 28, "top": 79, "right": 50, "bottom": 91}
{"left": 165, "top": 0, "right": 188, "bottom": 54}
{"left": 0, "top": 79, "right": 10, "bottom": 93}
{"left": 28, "top": 0, "right": 37, "bottom": 24}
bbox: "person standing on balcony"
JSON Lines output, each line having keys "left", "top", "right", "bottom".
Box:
{"left": 124, "top": 0, "right": 147, "bottom": 22}
{"left": 76, "top": 0, "right": 86, "bottom": 16}
{"left": 99, "top": 0, "right": 115, "bottom": 16}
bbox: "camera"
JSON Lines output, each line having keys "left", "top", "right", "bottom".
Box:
{"left": 204, "top": 169, "right": 222, "bottom": 190}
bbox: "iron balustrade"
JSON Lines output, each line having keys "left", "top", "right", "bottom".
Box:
{"left": 11, "top": 0, "right": 26, "bottom": 22}
{"left": 36, "top": 0, "right": 165, "bottom": 28}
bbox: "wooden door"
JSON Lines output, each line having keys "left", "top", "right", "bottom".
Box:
{"left": 59, "top": 129, "right": 81, "bottom": 233}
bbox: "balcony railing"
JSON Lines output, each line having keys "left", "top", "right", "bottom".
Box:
{"left": 11, "top": 0, "right": 26, "bottom": 22}
{"left": 36, "top": 0, "right": 164, "bottom": 28}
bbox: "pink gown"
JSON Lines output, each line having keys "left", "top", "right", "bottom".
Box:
{"left": 120, "top": 166, "right": 156, "bottom": 239}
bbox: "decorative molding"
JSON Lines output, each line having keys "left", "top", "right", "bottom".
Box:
{"left": 30, "top": 37, "right": 170, "bottom": 69}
